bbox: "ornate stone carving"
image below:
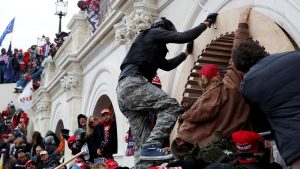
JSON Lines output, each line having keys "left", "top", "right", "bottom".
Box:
{"left": 61, "top": 75, "right": 80, "bottom": 91}
{"left": 133, "top": 2, "right": 158, "bottom": 32}
{"left": 36, "top": 101, "right": 50, "bottom": 116}
{"left": 114, "top": 19, "right": 127, "bottom": 45}
{"left": 114, "top": 1, "right": 158, "bottom": 46}
{"left": 60, "top": 73, "right": 82, "bottom": 97}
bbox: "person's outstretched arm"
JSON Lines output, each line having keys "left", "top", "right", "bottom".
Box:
{"left": 230, "top": 6, "right": 252, "bottom": 65}
{"left": 152, "top": 13, "right": 218, "bottom": 43}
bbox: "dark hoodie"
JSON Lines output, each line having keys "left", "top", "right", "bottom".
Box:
{"left": 77, "top": 114, "right": 87, "bottom": 129}
{"left": 44, "top": 130, "right": 60, "bottom": 155}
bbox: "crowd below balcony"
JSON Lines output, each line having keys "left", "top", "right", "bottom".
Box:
{"left": 0, "top": 32, "right": 70, "bottom": 93}
{"left": 0, "top": 101, "right": 129, "bottom": 169}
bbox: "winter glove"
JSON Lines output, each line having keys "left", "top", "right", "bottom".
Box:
{"left": 186, "top": 41, "right": 194, "bottom": 54}
{"left": 205, "top": 13, "right": 218, "bottom": 27}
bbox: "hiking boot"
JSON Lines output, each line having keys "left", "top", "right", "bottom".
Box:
{"left": 140, "top": 144, "right": 173, "bottom": 161}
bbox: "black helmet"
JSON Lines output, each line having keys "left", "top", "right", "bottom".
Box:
{"left": 152, "top": 17, "right": 177, "bottom": 31}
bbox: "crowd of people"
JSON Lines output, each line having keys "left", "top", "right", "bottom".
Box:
{"left": 0, "top": 32, "right": 69, "bottom": 93}
{"left": 116, "top": 5, "right": 299, "bottom": 169}
{"left": 1, "top": 4, "right": 299, "bottom": 169}
{"left": 0, "top": 101, "right": 130, "bottom": 169}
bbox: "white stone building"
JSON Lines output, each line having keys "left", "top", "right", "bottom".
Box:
{"left": 29, "top": 0, "right": 300, "bottom": 167}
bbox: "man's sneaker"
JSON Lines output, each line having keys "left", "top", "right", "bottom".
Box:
{"left": 140, "top": 144, "right": 173, "bottom": 161}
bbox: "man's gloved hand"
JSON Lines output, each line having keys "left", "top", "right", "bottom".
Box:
{"left": 205, "top": 13, "right": 218, "bottom": 27}
{"left": 186, "top": 41, "right": 194, "bottom": 54}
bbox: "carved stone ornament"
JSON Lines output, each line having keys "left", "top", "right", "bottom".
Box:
{"left": 36, "top": 101, "right": 50, "bottom": 115}
{"left": 60, "top": 75, "right": 81, "bottom": 91}
{"left": 114, "top": 1, "right": 158, "bottom": 45}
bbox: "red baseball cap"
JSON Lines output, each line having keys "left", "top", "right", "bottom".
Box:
{"left": 25, "top": 160, "right": 35, "bottom": 167}
{"left": 199, "top": 64, "right": 220, "bottom": 81}
{"left": 105, "top": 159, "right": 118, "bottom": 169}
{"left": 2, "top": 133, "right": 9, "bottom": 138}
{"left": 151, "top": 74, "right": 161, "bottom": 88}
{"left": 232, "top": 130, "right": 264, "bottom": 164}
{"left": 100, "top": 109, "right": 111, "bottom": 116}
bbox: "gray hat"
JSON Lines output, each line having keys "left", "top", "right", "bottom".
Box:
{"left": 44, "top": 136, "right": 54, "bottom": 144}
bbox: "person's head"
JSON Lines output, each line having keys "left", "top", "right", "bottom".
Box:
{"left": 17, "top": 150, "right": 27, "bottom": 162}
{"left": 233, "top": 41, "right": 268, "bottom": 73}
{"left": 25, "top": 160, "right": 36, "bottom": 169}
{"left": 2, "top": 133, "right": 9, "bottom": 142}
{"left": 45, "top": 37, "right": 50, "bottom": 43}
{"left": 1, "top": 48, "right": 6, "bottom": 55}
{"left": 40, "top": 150, "right": 49, "bottom": 161}
{"left": 87, "top": 115, "right": 99, "bottom": 128}
{"left": 8, "top": 101, "right": 15, "bottom": 111}
{"left": 14, "top": 48, "right": 19, "bottom": 54}
{"left": 86, "top": 115, "right": 99, "bottom": 137}
{"left": 16, "top": 108, "right": 24, "bottom": 115}
{"left": 44, "top": 135, "right": 55, "bottom": 145}
{"left": 67, "top": 135, "right": 78, "bottom": 154}
{"left": 77, "top": 0, "right": 88, "bottom": 10}
{"left": 232, "top": 130, "right": 265, "bottom": 164}
{"left": 8, "top": 133, "right": 15, "bottom": 142}
{"left": 152, "top": 17, "right": 177, "bottom": 31}
{"left": 78, "top": 114, "right": 87, "bottom": 128}
{"left": 14, "top": 137, "right": 24, "bottom": 147}
{"left": 198, "top": 64, "right": 221, "bottom": 89}
{"left": 35, "top": 145, "right": 44, "bottom": 156}
{"left": 91, "top": 162, "right": 108, "bottom": 169}
{"left": 100, "top": 109, "right": 113, "bottom": 124}
{"left": 32, "top": 131, "right": 42, "bottom": 145}
{"left": 105, "top": 159, "right": 118, "bottom": 169}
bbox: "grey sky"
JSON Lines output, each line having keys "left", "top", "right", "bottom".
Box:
{"left": 0, "top": 0, "right": 78, "bottom": 50}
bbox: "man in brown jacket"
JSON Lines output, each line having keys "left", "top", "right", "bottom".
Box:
{"left": 176, "top": 7, "right": 253, "bottom": 149}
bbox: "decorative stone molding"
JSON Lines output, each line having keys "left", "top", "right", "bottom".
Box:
{"left": 114, "top": 19, "right": 127, "bottom": 45}
{"left": 61, "top": 75, "right": 80, "bottom": 91}
{"left": 36, "top": 101, "right": 51, "bottom": 117}
{"left": 60, "top": 73, "right": 83, "bottom": 98}
{"left": 133, "top": 1, "right": 158, "bottom": 32}
{"left": 41, "top": 57, "right": 55, "bottom": 87}
{"left": 114, "top": 1, "right": 158, "bottom": 46}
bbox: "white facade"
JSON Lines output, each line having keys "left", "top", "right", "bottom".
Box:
{"left": 30, "top": 0, "right": 300, "bottom": 166}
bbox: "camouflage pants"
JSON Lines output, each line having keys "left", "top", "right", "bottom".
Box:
{"left": 117, "top": 76, "right": 181, "bottom": 168}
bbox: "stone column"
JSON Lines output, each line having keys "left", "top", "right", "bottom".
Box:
{"left": 35, "top": 88, "right": 51, "bottom": 134}
{"left": 41, "top": 58, "right": 55, "bottom": 87}
{"left": 60, "top": 64, "right": 83, "bottom": 132}
{"left": 67, "top": 10, "right": 90, "bottom": 54}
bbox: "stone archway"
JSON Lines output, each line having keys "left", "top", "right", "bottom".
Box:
{"left": 92, "top": 94, "right": 115, "bottom": 118}
{"left": 92, "top": 94, "right": 118, "bottom": 153}
{"left": 180, "top": 9, "right": 298, "bottom": 106}
{"left": 55, "top": 119, "right": 64, "bottom": 137}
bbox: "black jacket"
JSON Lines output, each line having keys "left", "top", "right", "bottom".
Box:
{"left": 100, "top": 120, "right": 118, "bottom": 157}
{"left": 119, "top": 23, "right": 207, "bottom": 82}
{"left": 240, "top": 51, "right": 300, "bottom": 165}
{"left": 41, "top": 155, "right": 60, "bottom": 169}
{"left": 86, "top": 124, "right": 105, "bottom": 162}
{"left": 11, "top": 159, "right": 26, "bottom": 169}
